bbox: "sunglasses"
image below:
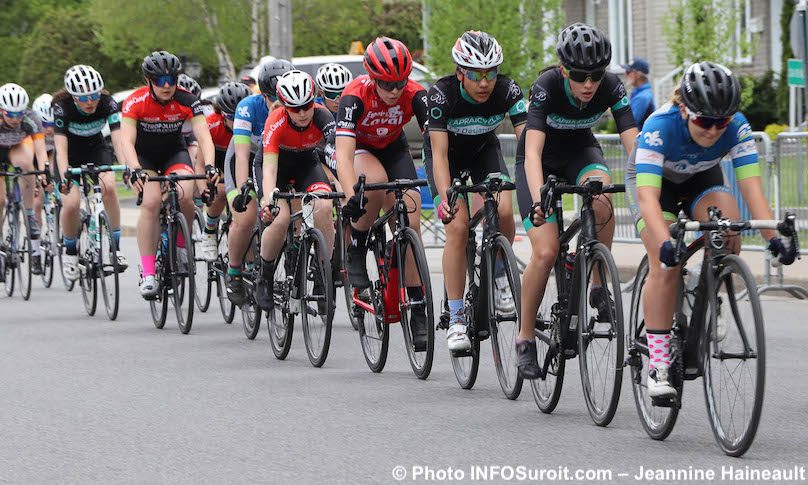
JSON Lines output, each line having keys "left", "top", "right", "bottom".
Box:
{"left": 74, "top": 92, "right": 101, "bottom": 103}
{"left": 687, "top": 109, "right": 732, "bottom": 130}
{"left": 566, "top": 68, "right": 607, "bottom": 83}
{"left": 151, "top": 75, "right": 178, "bottom": 87}
{"left": 285, "top": 101, "right": 314, "bottom": 113}
{"left": 3, "top": 110, "right": 25, "bottom": 119}
{"left": 376, "top": 79, "right": 408, "bottom": 92}
{"left": 223, "top": 112, "right": 235, "bottom": 120}
{"left": 462, "top": 68, "right": 498, "bottom": 82}
{"left": 43, "top": 121, "right": 55, "bottom": 128}
{"left": 322, "top": 90, "right": 342, "bottom": 100}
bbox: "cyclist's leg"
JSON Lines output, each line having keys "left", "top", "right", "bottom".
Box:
{"left": 300, "top": 161, "right": 336, "bottom": 256}
{"left": 9, "top": 140, "right": 36, "bottom": 210}
{"left": 482, "top": 140, "right": 516, "bottom": 242}
{"left": 165, "top": 152, "right": 197, "bottom": 246}
{"left": 60, "top": 181, "right": 82, "bottom": 259}
{"left": 572, "top": 146, "right": 615, "bottom": 249}
{"left": 207, "top": 150, "right": 227, "bottom": 220}
{"left": 352, "top": 150, "right": 388, "bottom": 231}
{"left": 689, "top": 166, "right": 740, "bottom": 253}
{"left": 97, "top": 147, "right": 122, "bottom": 240}
{"left": 136, "top": 160, "right": 163, "bottom": 294}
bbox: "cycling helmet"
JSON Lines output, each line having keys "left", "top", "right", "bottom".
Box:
{"left": 363, "top": 37, "right": 412, "bottom": 82}
{"left": 315, "top": 63, "right": 353, "bottom": 92}
{"left": 141, "top": 50, "right": 182, "bottom": 79}
{"left": 680, "top": 61, "right": 741, "bottom": 118}
{"left": 257, "top": 59, "right": 294, "bottom": 95}
{"left": 32, "top": 93, "right": 53, "bottom": 123}
{"left": 452, "top": 31, "right": 503, "bottom": 69}
{"left": 64, "top": 65, "right": 105, "bottom": 96}
{"left": 178, "top": 74, "right": 202, "bottom": 98}
{"left": 276, "top": 70, "right": 315, "bottom": 107}
{"left": 0, "top": 83, "right": 29, "bottom": 112}
{"left": 556, "top": 23, "right": 612, "bottom": 71}
{"left": 217, "top": 82, "right": 251, "bottom": 114}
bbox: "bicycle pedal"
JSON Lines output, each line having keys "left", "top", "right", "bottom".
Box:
{"left": 650, "top": 396, "right": 677, "bottom": 408}
{"left": 476, "top": 329, "right": 490, "bottom": 341}
{"left": 450, "top": 348, "right": 473, "bottom": 358}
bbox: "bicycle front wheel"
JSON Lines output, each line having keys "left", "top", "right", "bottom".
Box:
{"left": 488, "top": 235, "right": 523, "bottom": 399}
{"left": 98, "top": 211, "right": 120, "bottom": 321}
{"left": 2, "top": 207, "right": 18, "bottom": 297}
{"left": 703, "top": 254, "right": 765, "bottom": 457}
{"left": 149, "top": 250, "right": 168, "bottom": 329}
{"left": 356, "top": 234, "right": 389, "bottom": 373}
{"left": 54, "top": 204, "right": 75, "bottom": 291}
{"left": 41, "top": 205, "right": 56, "bottom": 288}
{"left": 268, "top": 243, "right": 294, "bottom": 360}
{"left": 192, "top": 210, "right": 212, "bottom": 313}
{"left": 170, "top": 213, "right": 195, "bottom": 334}
{"left": 78, "top": 214, "right": 97, "bottom": 315}
{"left": 18, "top": 219, "right": 32, "bottom": 301}
{"left": 217, "top": 226, "right": 236, "bottom": 323}
{"left": 301, "top": 228, "right": 333, "bottom": 368}
{"left": 397, "top": 227, "right": 435, "bottom": 380}
{"left": 578, "top": 242, "right": 624, "bottom": 426}
{"left": 530, "top": 266, "right": 565, "bottom": 413}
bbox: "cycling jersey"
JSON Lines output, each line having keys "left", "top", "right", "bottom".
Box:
{"left": 335, "top": 75, "right": 427, "bottom": 150}
{"left": 262, "top": 105, "right": 335, "bottom": 155}
{"left": 232, "top": 93, "right": 270, "bottom": 152}
{"left": 53, "top": 93, "right": 121, "bottom": 162}
{"left": 631, "top": 103, "right": 759, "bottom": 187}
{"left": 207, "top": 112, "right": 232, "bottom": 151}
{"left": 121, "top": 86, "right": 203, "bottom": 158}
{"left": 0, "top": 109, "right": 43, "bottom": 148}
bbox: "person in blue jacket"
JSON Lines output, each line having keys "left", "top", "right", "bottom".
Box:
{"left": 622, "top": 57, "right": 655, "bottom": 129}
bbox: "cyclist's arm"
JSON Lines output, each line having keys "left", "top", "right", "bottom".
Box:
{"left": 619, "top": 127, "right": 639, "bottom": 157}
{"left": 428, "top": 130, "right": 451, "bottom": 204}
{"left": 523, "top": 129, "right": 546, "bottom": 204}
{"left": 513, "top": 123, "right": 525, "bottom": 141}
{"left": 234, "top": 137, "right": 252, "bottom": 188}
{"left": 335, "top": 135, "right": 357, "bottom": 199}
{"left": 636, "top": 185, "right": 670, "bottom": 253}
{"left": 32, "top": 135, "right": 49, "bottom": 171}
{"left": 191, "top": 115, "right": 215, "bottom": 170}
{"left": 737, "top": 177, "right": 776, "bottom": 241}
{"left": 634, "top": 140, "right": 672, "bottom": 251}
{"left": 54, "top": 134, "right": 70, "bottom": 180}
{"left": 108, "top": 129, "right": 127, "bottom": 168}
{"left": 728, "top": 121, "right": 776, "bottom": 240}
{"left": 260, "top": 152, "right": 279, "bottom": 207}
{"left": 119, "top": 118, "right": 141, "bottom": 170}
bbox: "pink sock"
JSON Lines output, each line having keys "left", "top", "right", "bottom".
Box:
{"left": 647, "top": 331, "right": 671, "bottom": 369}
{"left": 141, "top": 255, "right": 156, "bottom": 276}
{"left": 176, "top": 231, "right": 186, "bottom": 248}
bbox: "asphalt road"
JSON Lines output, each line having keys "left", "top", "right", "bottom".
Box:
{"left": 1, "top": 237, "right": 807, "bottom": 484}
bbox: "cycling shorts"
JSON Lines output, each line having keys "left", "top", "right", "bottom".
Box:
{"left": 355, "top": 134, "right": 417, "bottom": 183}
{"left": 255, "top": 151, "right": 329, "bottom": 199}
{"left": 138, "top": 149, "right": 193, "bottom": 175}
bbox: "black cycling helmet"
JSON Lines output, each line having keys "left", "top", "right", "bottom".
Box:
{"left": 141, "top": 50, "right": 182, "bottom": 79}
{"left": 178, "top": 74, "right": 202, "bottom": 98}
{"left": 257, "top": 59, "right": 294, "bottom": 95}
{"left": 680, "top": 61, "right": 741, "bottom": 118}
{"left": 217, "top": 82, "right": 251, "bottom": 114}
{"left": 556, "top": 23, "right": 612, "bottom": 71}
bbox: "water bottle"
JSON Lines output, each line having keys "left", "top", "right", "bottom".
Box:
{"left": 302, "top": 200, "right": 315, "bottom": 228}
{"left": 89, "top": 215, "right": 98, "bottom": 243}
{"left": 160, "top": 223, "right": 169, "bottom": 256}
{"left": 563, "top": 252, "right": 576, "bottom": 287}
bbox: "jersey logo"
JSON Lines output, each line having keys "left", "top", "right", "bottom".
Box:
{"left": 430, "top": 107, "right": 443, "bottom": 120}
{"left": 237, "top": 105, "right": 250, "bottom": 118}
{"left": 643, "top": 130, "right": 663, "bottom": 147}
{"left": 535, "top": 87, "right": 548, "bottom": 102}
{"left": 376, "top": 127, "right": 388, "bottom": 136}
{"left": 737, "top": 123, "right": 751, "bottom": 141}
{"left": 343, "top": 102, "right": 358, "bottom": 121}
{"left": 429, "top": 88, "right": 446, "bottom": 105}
{"left": 507, "top": 80, "right": 522, "bottom": 100}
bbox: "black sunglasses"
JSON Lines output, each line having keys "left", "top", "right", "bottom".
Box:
{"left": 376, "top": 79, "right": 408, "bottom": 92}
{"left": 566, "top": 68, "right": 607, "bottom": 83}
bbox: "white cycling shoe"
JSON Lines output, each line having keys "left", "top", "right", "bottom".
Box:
{"left": 447, "top": 324, "right": 471, "bottom": 352}
{"left": 201, "top": 232, "right": 218, "bottom": 262}
{"left": 140, "top": 275, "right": 160, "bottom": 299}
{"left": 647, "top": 365, "right": 677, "bottom": 399}
{"left": 63, "top": 254, "right": 80, "bottom": 282}
{"left": 494, "top": 275, "right": 515, "bottom": 313}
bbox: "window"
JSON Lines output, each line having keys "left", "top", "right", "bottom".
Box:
{"left": 730, "top": 0, "right": 752, "bottom": 64}
{"left": 608, "top": 0, "right": 633, "bottom": 68}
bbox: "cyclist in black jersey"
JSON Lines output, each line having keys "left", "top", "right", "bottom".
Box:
{"left": 54, "top": 65, "right": 129, "bottom": 280}
{"left": 514, "top": 23, "right": 639, "bottom": 378}
{"left": 424, "top": 31, "right": 527, "bottom": 352}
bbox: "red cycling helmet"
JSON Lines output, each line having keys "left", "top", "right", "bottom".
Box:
{"left": 363, "top": 37, "right": 413, "bottom": 82}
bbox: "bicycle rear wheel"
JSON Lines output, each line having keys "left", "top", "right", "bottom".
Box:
{"left": 578, "top": 242, "right": 624, "bottom": 426}
{"left": 18, "top": 220, "right": 32, "bottom": 301}
{"left": 217, "top": 227, "right": 236, "bottom": 324}
{"left": 627, "top": 255, "right": 680, "bottom": 440}
{"left": 149, "top": 250, "right": 168, "bottom": 329}
{"left": 703, "top": 254, "right": 765, "bottom": 457}
{"left": 268, "top": 243, "right": 295, "bottom": 360}
{"left": 301, "top": 228, "right": 333, "bottom": 367}
{"left": 97, "top": 212, "right": 119, "bottom": 320}
{"left": 54, "top": 204, "right": 74, "bottom": 291}
{"left": 356, "top": 234, "right": 389, "bottom": 373}
{"left": 335, "top": 216, "right": 357, "bottom": 331}
{"left": 488, "top": 235, "right": 523, "bottom": 399}
{"left": 530, "top": 266, "right": 565, "bottom": 413}
{"left": 192, "top": 210, "right": 212, "bottom": 313}
{"left": 2, "top": 208, "right": 17, "bottom": 297}
{"left": 78, "top": 215, "right": 97, "bottom": 315}
{"left": 170, "top": 214, "right": 195, "bottom": 334}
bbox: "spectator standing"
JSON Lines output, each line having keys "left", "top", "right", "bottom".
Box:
{"left": 622, "top": 57, "right": 654, "bottom": 129}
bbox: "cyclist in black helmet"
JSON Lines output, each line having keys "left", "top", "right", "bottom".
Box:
{"left": 514, "top": 23, "right": 639, "bottom": 378}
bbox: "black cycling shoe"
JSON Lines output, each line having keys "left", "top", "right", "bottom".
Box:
{"left": 255, "top": 259, "right": 276, "bottom": 312}
{"left": 589, "top": 286, "right": 615, "bottom": 322}
{"left": 31, "top": 254, "right": 42, "bottom": 275}
{"left": 312, "top": 272, "right": 329, "bottom": 316}
{"left": 226, "top": 273, "right": 247, "bottom": 306}
{"left": 410, "top": 307, "right": 428, "bottom": 352}
{"left": 516, "top": 339, "right": 542, "bottom": 380}
{"left": 346, "top": 247, "right": 370, "bottom": 289}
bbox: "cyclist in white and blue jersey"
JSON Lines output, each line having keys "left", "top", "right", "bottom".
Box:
{"left": 626, "top": 62, "right": 798, "bottom": 398}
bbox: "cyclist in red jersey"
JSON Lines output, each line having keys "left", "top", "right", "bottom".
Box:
{"left": 255, "top": 71, "right": 337, "bottom": 310}
{"left": 119, "top": 51, "right": 218, "bottom": 298}
{"left": 334, "top": 37, "right": 429, "bottom": 347}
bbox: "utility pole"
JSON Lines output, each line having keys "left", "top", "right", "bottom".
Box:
{"left": 268, "top": 0, "right": 293, "bottom": 60}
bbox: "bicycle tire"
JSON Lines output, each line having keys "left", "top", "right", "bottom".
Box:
{"left": 627, "top": 255, "right": 680, "bottom": 440}
{"left": 2, "top": 206, "right": 17, "bottom": 297}
{"left": 192, "top": 211, "right": 212, "bottom": 313}
{"left": 41, "top": 203, "right": 55, "bottom": 288}
{"left": 54, "top": 204, "right": 75, "bottom": 292}
{"left": 356, "top": 233, "right": 389, "bottom": 373}
{"left": 97, "top": 211, "right": 120, "bottom": 321}
{"left": 335, "top": 217, "right": 358, "bottom": 331}
{"left": 449, "top": 276, "right": 481, "bottom": 390}
{"left": 240, "top": 229, "right": 262, "bottom": 340}
{"left": 396, "top": 227, "right": 435, "bottom": 379}
{"left": 149, "top": 248, "right": 168, "bottom": 330}
{"left": 217, "top": 227, "right": 236, "bottom": 324}
{"left": 488, "top": 235, "right": 523, "bottom": 399}
{"left": 171, "top": 213, "right": 195, "bottom": 334}
{"left": 18, "top": 218, "right": 32, "bottom": 301}
{"left": 268, "top": 243, "right": 295, "bottom": 360}
{"left": 578, "top": 242, "right": 624, "bottom": 427}
{"left": 78, "top": 214, "right": 97, "bottom": 315}
{"left": 530, "top": 266, "right": 566, "bottom": 413}
{"left": 703, "top": 254, "right": 765, "bottom": 457}
{"left": 301, "top": 228, "right": 333, "bottom": 367}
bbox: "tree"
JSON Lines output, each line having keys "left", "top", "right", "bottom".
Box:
{"left": 18, "top": 5, "right": 138, "bottom": 95}
{"left": 777, "top": 0, "right": 797, "bottom": 124}
{"left": 422, "top": 0, "right": 564, "bottom": 90}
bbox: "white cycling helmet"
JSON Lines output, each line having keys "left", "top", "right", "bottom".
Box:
{"left": 0, "top": 83, "right": 29, "bottom": 112}
{"left": 276, "top": 70, "right": 315, "bottom": 107}
{"left": 32, "top": 93, "right": 54, "bottom": 123}
{"left": 315, "top": 63, "right": 353, "bottom": 93}
{"left": 64, "top": 64, "right": 104, "bottom": 96}
{"left": 451, "top": 31, "right": 503, "bottom": 70}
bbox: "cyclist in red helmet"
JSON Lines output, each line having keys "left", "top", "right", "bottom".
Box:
{"left": 334, "top": 37, "right": 430, "bottom": 348}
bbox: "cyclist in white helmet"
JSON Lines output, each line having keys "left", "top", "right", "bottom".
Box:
{"left": 53, "top": 64, "right": 129, "bottom": 278}
{"left": 0, "top": 82, "right": 50, "bottom": 276}
{"left": 315, "top": 63, "right": 353, "bottom": 118}
{"left": 31, "top": 93, "right": 56, "bottom": 252}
